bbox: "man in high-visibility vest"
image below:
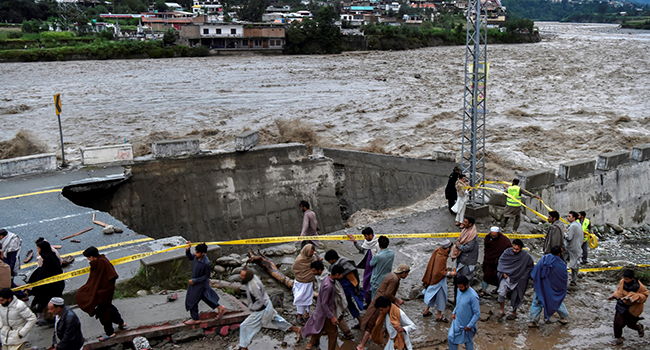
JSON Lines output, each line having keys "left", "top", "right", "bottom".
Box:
{"left": 578, "top": 211, "right": 591, "bottom": 264}
{"left": 501, "top": 179, "right": 524, "bottom": 233}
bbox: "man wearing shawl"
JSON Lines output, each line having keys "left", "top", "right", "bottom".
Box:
{"left": 564, "top": 211, "right": 583, "bottom": 286}
{"left": 370, "top": 236, "right": 394, "bottom": 301}
{"left": 451, "top": 216, "right": 478, "bottom": 302}
{"left": 75, "top": 247, "right": 126, "bottom": 341}
{"left": 292, "top": 244, "right": 317, "bottom": 325}
{"left": 543, "top": 211, "right": 564, "bottom": 254}
{"left": 346, "top": 227, "right": 380, "bottom": 306}
{"left": 529, "top": 246, "right": 569, "bottom": 327}
{"left": 372, "top": 296, "right": 416, "bottom": 350}
{"left": 448, "top": 276, "right": 480, "bottom": 350}
{"left": 325, "top": 250, "right": 364, "bottom": 328}
{"left": 302, "top": 265, "right": 345, "bottom": 350}
{"left": 497, "top": 239, "right": 534, "bottom": 320}
{"left": 479, "top": 227, "right": 512, "bottom": 296}
{"left": 184, "top": 242, "right": 225, "bottom": 325}
{"left": 0, "top": 229, "right": 21, "bottom": 277}
{"left": 608, "top": 269, "right": 648, "bottom": 346}
{"left": 238, "top": 268, "right": 301, "bottom": 350}
{"left": 357, "top": 264, "right": 410, "bottom": 350}
{"left": 421, "top": 240, "right": 455, "bottom": 321}
{"left": 452, "top": 175, "right": 469, "bottom": 226}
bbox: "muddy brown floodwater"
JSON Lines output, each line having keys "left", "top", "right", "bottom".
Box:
{"left": 2, "top": 22, "right": 650, "bottom": 176}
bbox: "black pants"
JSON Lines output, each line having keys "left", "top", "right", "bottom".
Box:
{"left": 447, "top": 197, "right": 456, "bottom": 214}
{"left": 614, "top": 311, "right": 641, "bottom": 338}
{"left": 97, "top": 304, "right": 124, "bottom": 335}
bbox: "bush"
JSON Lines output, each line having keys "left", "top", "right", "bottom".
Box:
{"left": 40, "top": 31, "right": 75, "bottom": 40}
{"left": 21, "top": 20, "right": 46, "bottom": 34}
{"left": 7, "top": 31, "right": 22, "bottom": 39}
{"left": 189, "top": 45, "right": 209, "bottom": 57}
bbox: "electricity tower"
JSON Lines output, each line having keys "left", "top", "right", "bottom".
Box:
{"left": 460, "top": 0, "right": 488, "bottom": 205}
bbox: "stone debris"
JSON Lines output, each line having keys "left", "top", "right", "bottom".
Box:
{"left": 171, "top": 328, "right": 205, "bottom": 343}
{"left": 215, "top": 256, "right": 241, "bottom": 267}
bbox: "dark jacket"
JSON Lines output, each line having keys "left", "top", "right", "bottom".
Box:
{"left": 54, "top": 306, "right": 84, "bottom": 350}
{"left": 445, "top": 171, "right": 460, "bottom": 200}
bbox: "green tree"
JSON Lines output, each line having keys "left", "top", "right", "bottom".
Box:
{"left": 237, "top": 0, "right": 268, "bottom": 22}
{"left": 163, "top": 28, "right": 179, "bottom": 46}
{"left": 155, "top": 0, "right": 169, "bottom": 12}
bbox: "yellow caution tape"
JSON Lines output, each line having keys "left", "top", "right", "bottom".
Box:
{"left": 576, "top": 264, "right": 650, "bottom": 273}
{"left": 13, "top": 232, "right": 545, "bottom": 291}
{"left": 20, "top": 238, "right": 155, "bottom": 270}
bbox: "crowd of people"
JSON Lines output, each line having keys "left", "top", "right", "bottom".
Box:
{"left": 0, "top": 192, "right": 647, "bottom": 349}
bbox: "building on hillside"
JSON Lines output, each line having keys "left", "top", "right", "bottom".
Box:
{"left": 142, "top": 11, "right": 194, "bottom": 30}
{"left": 179, "top": 21, "right": 285, "bottom": 50}
{"left": 165, "top": 2, "right": 184, "bottom": 11}
{"left": 192, "top": 0, "right": 223, "bottom": 15}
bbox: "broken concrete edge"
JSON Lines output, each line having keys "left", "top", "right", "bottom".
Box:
{"left": 81, "top": 144, "right": 134, "bottom": 167}
{"left": 596, "top": 151, "right": 630, "bottom": 171}
{"left": 235, "top": 130, "right": 259, "bottom": 152}
{"left": 0, "top": 153, "right": 57, "bottom": 178}
{"left": 152, "top": 139, "right": 201, "bottom": 158}
{"left": 516, "top": 168, "right": 555, "bottom": 191}
{"left": 558, "top": 159, "right": 596, "bottom": 181}
{"left": 632, "top": 143, "right": 650, "bottom": 162}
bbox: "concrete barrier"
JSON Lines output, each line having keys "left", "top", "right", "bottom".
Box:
{"left": 81, "top": 144, "right": 133, "bottom": 166}
{"left": 517, "top": 168, "right": 555, "bottom": 190}
{"left": 236, "top": 130, "right": 258, "bottom": 152}
{"left": 152, "top": 139, "right": 200, "bottom": 158}
{"left": 597, "top": 151, "right": 629, "bottom": 171}
{"left": 558, "top": 159, "right": 595, "bottom": 180}
{"left": 631, "top": 144, "right": 650, "bottom": 162}
{"left": 0, "top": 153, "right": 56, "bottom": 178}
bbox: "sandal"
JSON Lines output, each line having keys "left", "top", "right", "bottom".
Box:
{"left": 491, "top": 289, "right": 499, "bottom": 294}
{"left": 436, "top": 316, "right": 449, "bottom": 323}
{"left": 528, "top": 322, "right": 538, "bottom": 328}
{"left": 498, "top": 312, "right": 506, "bottom": 319}
{"left": 98, "top": 334, "right": 116, "bottom": 341}
{"left": 558, "top": 318, "right": 568, "bottom": 325}
{"left": 422, "top": 311, "right": 433, "bottom": 317}
{"left": 118, "top": 323, "right": 128, "bottom": 330}
{"left": 611, "top": 339, "right": 623, "bottom": 346}
{"left": 215, "top": 306, "right": 227, "bottom": 320}
{"left": 569, "top": 281, "right": 576, "bottom": 287}
{"left": 477, "top": 290, "right": 487, "bottom": 297}
{"left": 341, "top": 333, "right": 355, "bottom": 340}
{"left": 506, "top": 314, "right": 517, "bottom": 320}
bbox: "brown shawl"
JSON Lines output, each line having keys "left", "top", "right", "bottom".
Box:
{"left": 613, "top": 279, "right": 649, "bottom": 317}
{"left": 451, "top": 225, "right": 477, "bottom": 259}
{"left": 75, "top": 255, "right": 118, "bottom": 316}
{"left": 372, "top": 303, "right": 405, "bottom": 348}
{"left": 422, "top": 247, "right": 449, "bottom": 287}
{"left": 292, "top": 244, "right": 316, "bottom": 283}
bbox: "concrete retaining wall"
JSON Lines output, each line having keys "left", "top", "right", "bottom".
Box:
{"left": 317, "top": 147, "right": 456, "bottom": 220}
{"left": 152, "top": 139, "right": 200, "bottom": 158}
{"left": 515, "top": 145, "right": 650, "bottom": 226}
{"left": 0, "top": 153, "right": 56, "bottom": 178}
{"left": 81, "top": 144, "right": 133, "bottom": 166}
{"left": 68, "top": 144, "right": 343, "bottom": 244}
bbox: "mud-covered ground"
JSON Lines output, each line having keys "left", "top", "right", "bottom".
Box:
{"left": 2, "top": 23, "right": 650, "bottom": 177}
{"left": 162, "top": 206, "right": 650, "bottom": 350}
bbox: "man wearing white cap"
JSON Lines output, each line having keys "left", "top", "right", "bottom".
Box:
{"left": 422, "top": 240, "right": 455, "bottom": 321}
{"left": 479, "top": 227, "right": 512, "bottom": 297}
{"left": 47, "top": 297, "right": 84, "bottom": 350}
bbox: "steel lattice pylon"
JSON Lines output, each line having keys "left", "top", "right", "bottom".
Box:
{"left": 460, "top": 0, "right": 488, "bottom": 205}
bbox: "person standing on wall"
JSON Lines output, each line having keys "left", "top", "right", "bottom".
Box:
{"left": 300, "top": 200, "right": 320, "bottom": 248}
{"left": 578, "top": 211, "right": 592, "bottom": 264}
{"left": 501, "top": 179, "right": 539, "bottom": 234}
{"left": 445, "top": 166, "right": 461, "bottom": 215}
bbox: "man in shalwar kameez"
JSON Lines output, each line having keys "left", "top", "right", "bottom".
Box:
{"left": 238, "top": 268, "right": 301, "bottom": 350}
{"left": 184, "top": 242, "right": 226, "bottom": 325}
{"left": 421, "top": 240, "right": 455, "bottom": 321}
{"left": 325, "top": 250, "right": 364, "bottom": 327}
{"left": 564, "top": 211, "right": 583, "bottom": 286}
{"left": 370, "top": 236, "right": 394, "bottom": 300}
{"left": 291, "top": 244, "right": 317, "bottom": 325}
{"left": 302, "top": 265, "right": 345, "bottom": 350}
{"left": 529, "top": 246, "right": 569, "bottom": 327}
{"left": 347, "top": 227, "right": 380, "bottom": 307}
{"left": 479, "top": 227, "right": 511, "bottom": 296}
{"left": 448, "top": 276, "right": 480, "bottom": 350}
{"left": 497, "top": 239, "right": 534, "bottom": 320}
{"left": 373, "top": 296, "right": 416, "bottom": 350}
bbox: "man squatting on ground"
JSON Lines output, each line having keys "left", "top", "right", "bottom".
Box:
{"left": 238, "top": 268, "right": 301, "bottom": 350}
{"left": 608, "top": 269, "right": 647, "bottom": 346}
{"left": 422, "top": 239, "right": 455, "bottom": 321}
{"left": 75, "top": 246, "right": 126, "bottom": 342}
{"left": 48, "top": 297, "right": 84, "bottom": 350}
{"left": 291, "top": 243, "right": 317, "bottom": 325}
{"left": 497, "top": 239, "right": 534, "bottom": 320}
{"left": 346, "top": 227, "right": 380, "bottom": 307}
{"left": 373, "top": 296, "right": 417, "bottom": 350}
{"left": 529, "top": 246, "right": 569, "bottom": 327}
{"left": 184, "top": 242, "right": 226, "bottom": 325}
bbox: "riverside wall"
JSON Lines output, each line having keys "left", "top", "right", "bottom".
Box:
{"left": 515, "top": 144, "right": 650, "bottom": 226}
